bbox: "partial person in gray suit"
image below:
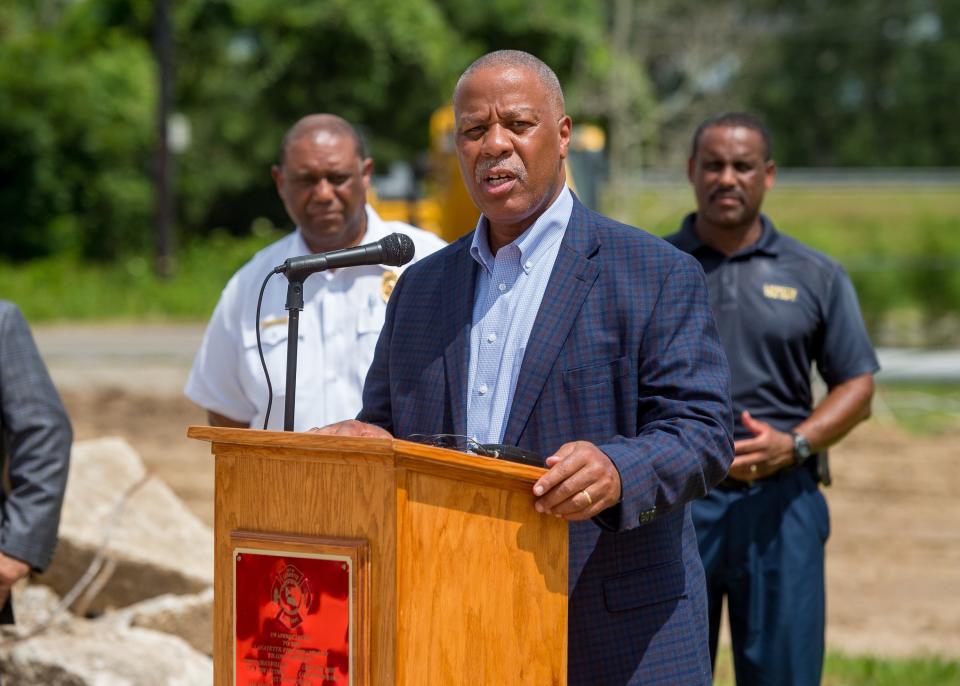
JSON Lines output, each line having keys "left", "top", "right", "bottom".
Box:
{"left": 0, "top": 300, "right": 72, "bottom": 623}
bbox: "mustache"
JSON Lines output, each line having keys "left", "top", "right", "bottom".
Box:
{"left": 475, "top": 157, "right": 527, "bottom": 185}
{"left": 709, "top": 187, "right": 745, "bottom": 203}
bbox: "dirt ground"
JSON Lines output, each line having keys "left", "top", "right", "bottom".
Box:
{"left": 42, "top": 323, "right": 959, "bottom": 661}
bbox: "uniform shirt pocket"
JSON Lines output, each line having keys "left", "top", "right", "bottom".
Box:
{"left": 240, "top": 319, "right": 306, "bottom": 392}
{"left": 357, "top": 292, "right": 387, "bottom": 335}
{"left": 241, "top": 319, "right": 304, "bottom": 351}
{"left": 257, "top": 322, "right": 290, "bottom": 347}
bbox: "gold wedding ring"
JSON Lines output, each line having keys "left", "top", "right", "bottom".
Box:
{"left": 581, "top": 489, "right": 593, "bottom": 506}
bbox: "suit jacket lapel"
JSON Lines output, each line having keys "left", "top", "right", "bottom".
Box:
{"left": 502, "top": 199, "right": 601, "bottom": 445}
{"left": 441, "top": 240, "right": 478, "bottom": 437}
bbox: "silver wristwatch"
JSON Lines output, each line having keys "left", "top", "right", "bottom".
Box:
{"left": 791, "top": 431, "right": 812, "bottom": 466}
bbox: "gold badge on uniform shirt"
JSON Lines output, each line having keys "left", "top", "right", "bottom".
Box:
{"left": 381, "top": 270, "right": 399, "bottom": 303}
{"left": 763, "top": 283, "right": 798, "bottom": 302}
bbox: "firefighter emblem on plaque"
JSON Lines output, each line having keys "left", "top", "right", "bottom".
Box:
{"left": 235, "top": 549, "right": 353, "bottom": 685}
{"left": 271, "top": 562, "right": 312, "bottom": 629}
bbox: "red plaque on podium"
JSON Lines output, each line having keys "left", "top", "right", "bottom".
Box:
{"left": 232, "top": 533, "right": 368, "bottom": 686}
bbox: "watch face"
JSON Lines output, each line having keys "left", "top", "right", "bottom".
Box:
{"left": 794, "top": 433, "right": 812, "bottom": 460}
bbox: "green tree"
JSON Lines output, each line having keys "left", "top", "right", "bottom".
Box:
{"left": 738, "top": 0, "right": 960, "bottom": 166}
{"left": 172, "top": 0, "right": 468, "bottom": 234}
{"left": 175, "top": 0, "right": 609, "bottom": 236}
{"left": 0, "top": 0, "right": 611, "bottom": 261}
{"left": 0, "top": 1, "right": 155, "bottom": 260}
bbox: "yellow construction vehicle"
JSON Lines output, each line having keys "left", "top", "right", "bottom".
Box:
{"left": 371, "top": 106, "right": 605, "bottom": 243}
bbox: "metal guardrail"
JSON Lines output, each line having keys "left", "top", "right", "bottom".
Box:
{"left": 623, "top": 167, "right": 960, "bottom": 187}
{"left": 876, "top": 348, "right": 960, "bottom": 383}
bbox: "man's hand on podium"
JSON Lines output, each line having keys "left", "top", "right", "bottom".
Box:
{"left": 532, "top": 441, "right": 622, "bottom": 521}
{"left": 309, "top": 420, "right": 393, "bottom": 438}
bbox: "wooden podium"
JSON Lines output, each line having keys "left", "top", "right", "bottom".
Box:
{"left": 188, "top": 427, "right": 568, "bottom": 685}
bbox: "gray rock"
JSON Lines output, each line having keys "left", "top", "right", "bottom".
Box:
{"left": 38, "top": 438, "right": 213, "bottom": 613}
{"left": 0, "top": 624, "right": 212, "bottom": 685}
{"left": 6, "top": 583, "right": 71, "bottom": 635}
{"left": 106, "top": 587, "right": 213, "bottom": 656}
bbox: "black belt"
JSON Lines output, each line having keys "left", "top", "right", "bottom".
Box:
{"left": 717, "top": 475, "right": 758, "bottom": 491}
{"left": 716, "top": 458, "right": 820, "bottom": 492}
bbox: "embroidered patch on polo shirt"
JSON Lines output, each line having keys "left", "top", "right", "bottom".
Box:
{"left": 763, "top": 283, "right": 798, "bottom": 302}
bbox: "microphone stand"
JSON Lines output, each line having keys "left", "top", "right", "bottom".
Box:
{"left": 283, "top": 278, "right": 304, "bottom": 431}
{"left": 271, "top": 232, "right": 414, "bottom": 431}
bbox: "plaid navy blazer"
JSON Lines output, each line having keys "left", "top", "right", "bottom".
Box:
{"left": 360, "top": 197, "right": 734, "bottom": 685}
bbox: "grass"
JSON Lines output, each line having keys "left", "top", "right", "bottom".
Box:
{"left": 713, "top": 647, "right": 960, "bottom": 685}
{"left": 1, "top": 184, "right": 958, "bottom": 342}
{"left": 874, "top": 382, "right": 960, "bottom": 435}
{"left": 610, "top": 184, "right": 960, "bottom": 249}
{"left": 0, "top": 226, "right": 286, "bottom": 323}
{"left": 608, "top": 184, "right": 960, "bottom": 346}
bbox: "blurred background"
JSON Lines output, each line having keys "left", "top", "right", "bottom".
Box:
{"left": 2, "top": 0, "right": 959, "bottom": 345}
{"left": 1, "top": 1, "right": 958, "bottom": 684}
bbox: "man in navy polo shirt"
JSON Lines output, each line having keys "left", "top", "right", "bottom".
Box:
{"left": 665, "top": 112, "right": 879, "bottom": 686}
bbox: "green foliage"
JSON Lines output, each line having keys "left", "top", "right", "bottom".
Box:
{"left": 2, "top": 0, "right": 960, "bottom": 271}
{"left": 0, "top": 0, "right": 615, "bottom": 264}
{"left": 737, "top": 1, "right": 960, "bottom": 166}
{"left": 173, "top": 0, "right": 468, "bottom": 233}
{"left": 0, "top": 2, "right": 155, "bottom": 260}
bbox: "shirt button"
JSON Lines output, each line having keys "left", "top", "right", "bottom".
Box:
{"left": 479, "top": 383, "right": 488, "bottom": 395}
{"left": 498, "top": 282, "right": 507, "bottom": 292}
{"left": 524, "top": 261, "right": 532, "bottom": 271}
{"left": 487, "top": 332, "right": 497, "bottom": 343}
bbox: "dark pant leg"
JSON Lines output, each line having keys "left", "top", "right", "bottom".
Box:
{"left": 725, "top": 470, "right": 829, "bottom": 686}
{"left": 692, "top": 489, "right": 734, "bottom": 670}
{"left": 0, "top": 597, "right": 12, "bottom": 624}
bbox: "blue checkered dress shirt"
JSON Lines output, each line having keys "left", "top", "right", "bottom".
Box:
{"left": 466, "top": 187, "right": 571, "bottom": 443}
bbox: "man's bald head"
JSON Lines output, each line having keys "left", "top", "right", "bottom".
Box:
{"left": 453, "top": 50, "right": 565, "bottom": 117}
{"left": 451, "top": 50, "right": 571, "bottom": 246}
{"left": 279, "top": 114, "right": 368, "bottom": 166}
{"left": 272, "top": 113, "right": 373, "bottom": 253}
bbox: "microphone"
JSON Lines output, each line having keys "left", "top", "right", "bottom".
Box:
{"left": 275, "top": 232, "right": 416, "bottom": 281}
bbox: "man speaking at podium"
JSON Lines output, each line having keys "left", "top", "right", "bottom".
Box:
{"left": 317, "top": 51, "right": 734, "bottom": 685}
{"left": 186, "top": 114, "right": 445, "bottom": 431}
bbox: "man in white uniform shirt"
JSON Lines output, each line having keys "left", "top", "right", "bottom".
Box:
{"left": 186, "top": 114, "right": 446, "bottom": 431}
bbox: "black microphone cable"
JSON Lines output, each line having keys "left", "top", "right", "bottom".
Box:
{"left": 255, "top": 270, "right": 277, "bottom": 430}
{"left": 254, "top": 232, "right": 415, "bottom": 430}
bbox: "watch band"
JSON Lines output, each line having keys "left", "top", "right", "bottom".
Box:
{"left": 791, "top": 431, "right": 812, "bottom": 466}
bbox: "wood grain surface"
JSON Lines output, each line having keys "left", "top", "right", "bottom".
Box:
{"left": 189, "top": 427, "right": 568, "bottom": 686}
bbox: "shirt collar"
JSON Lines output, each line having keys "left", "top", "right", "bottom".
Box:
{"left": 295, "top": 204, "right": 382, "bottom": 281}
{"left": 470, "top": 186, "right": 573, "bottom": 274}
{"left": 360, "top": 203, "right": 387, "bottom": 241}
{"left": 677, "top": 212, "right": 781, "bottom": 258}
{"left": 296, "top": 204, "right": 381, "bottom": 251}
{"left": 292, "top": 228, "right": 312, "bottom": 256}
